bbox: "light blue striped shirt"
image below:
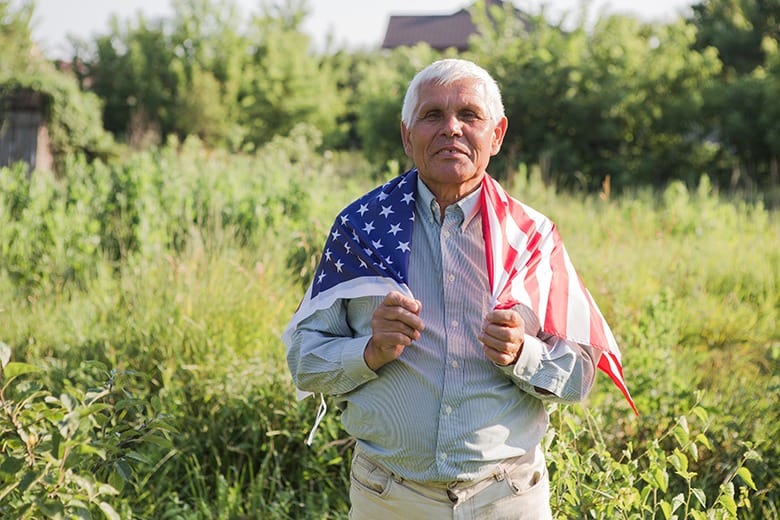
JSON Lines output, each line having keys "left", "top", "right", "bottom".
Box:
{"left": 288, "top": 177, "right": 599, "bottom": 483}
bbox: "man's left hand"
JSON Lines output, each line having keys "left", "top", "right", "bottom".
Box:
{"left": 479, "top": 309, "right": 525, "bottom": 366}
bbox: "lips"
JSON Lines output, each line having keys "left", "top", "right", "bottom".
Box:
{"left": 434, "top": 144, "right": 469, "bottom": 156}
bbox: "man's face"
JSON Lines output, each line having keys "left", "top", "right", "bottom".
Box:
{"left": 401, "top": 79, "right": 507, "bottom": 198}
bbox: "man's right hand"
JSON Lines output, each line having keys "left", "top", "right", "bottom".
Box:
{"left": 364, "top": 291, "right": 424, "bottom": 371}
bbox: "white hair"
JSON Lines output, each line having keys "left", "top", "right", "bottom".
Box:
{"left": 401, "top": 59, "right": 505, "bottom": 126}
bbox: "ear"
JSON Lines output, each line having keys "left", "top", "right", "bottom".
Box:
{"left": 400, "top": 121, "right": 413, "bottom": 158}
{"left": 490, "top": 117, "right": 508, "bottom": 156}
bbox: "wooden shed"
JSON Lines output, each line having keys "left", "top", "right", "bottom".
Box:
{"left": 0, "top": 88, "right": 54, "bottom": 173}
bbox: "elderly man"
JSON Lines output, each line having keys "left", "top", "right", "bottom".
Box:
{"left": 285, "top": 59, "right": 630, "bottom": 519}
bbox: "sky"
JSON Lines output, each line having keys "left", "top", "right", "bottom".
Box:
{"left": 19, "top": 0, "right": 698, "bottom": 59}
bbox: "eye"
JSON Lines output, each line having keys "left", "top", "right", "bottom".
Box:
{"left": 459, "top": 110, "right": 481, "bottom": 121}
{"left": 420, "top": 110, "right": 442, "bottom": 121}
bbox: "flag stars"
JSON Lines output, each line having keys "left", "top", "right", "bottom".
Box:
{"left": 378, "top": 191, "right": 389, "bottom": 201}
{"left": 388, "top": 223, "right": 403, "bottom": 236}
{"left": 380, "top": 205, "right": 394, "bottom": 218}
{"left": 396, "top": 241, "right": 410, "bottom": 253}
{"left": 363, "top": 221, "right": 375, "bottom": 234}
{"left": 331, "top": 229, "right": 341, "bottom": 241}
{"left": 357, "top": 204, "right": 369, "bottom": 216}
{"left": 317, "top": 271, "right": 326, "bottom": 284}
{"left": 334, "top": 259, "right": 344, "bottom": 273}
{"left": 324, "top": 248, "right": 333, "bottom": 261}
{"left": 371, "top": 239, "right": 383, "bottom": 249}
{"left": 402, "top": 192, "right": 415, "bottom": 205}
{"left": 340, "top": 215, "right": 349, "bottom": 225}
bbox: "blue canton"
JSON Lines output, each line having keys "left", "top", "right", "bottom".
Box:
{"left": 311, "top": 169, "right": 418, "bottom": 298}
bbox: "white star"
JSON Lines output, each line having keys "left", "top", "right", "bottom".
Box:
{"left": 324, "top": 248, "right": 332, "bottom": 261}
{"left": 388, "top": 223, "right": 402, "bottom": 236}
{"left": 340, "top": 214, "right": 349, "bottom": 225}
{"left": 363, "top": 221, "right": 375, "bottom": 234}
{"left": 331, "top": 229, "right": 341, "bottom": 241}
{"left": 402, "top": 192, "right": 415, "bottom": 205}
{"left": 363, "top": 247, "right": 373, "bottom": 257}
{"left": 317, "top": 271, "right": 326, "bottom": 284}
{"left": 334, "top": 259, "right": 344, "bottom": 273}
{"left": 384, "top": 256, "right": 393, "bottom": 265}
{"left": 344, "top": 243, "right": 351, "bottom": 254}
{"left": 378, "top": 191, "right": 389, "bottom": 201}
{"left": 380, "top": 205, "right": 394, "bottom": 218}
{"left": 396, "top": 241, "right": 410, "bottom": 253}
{"left": 352, "top": 231, "right": 359, "bottom": 241}
{"left": 359, "top": 258, "right": 367, "bottom": 269}
{"left": 357, "top": 204, "right": 369, "bottom": 216}
{"left": 372, "top": 239, "right": 383, "bottom": 249}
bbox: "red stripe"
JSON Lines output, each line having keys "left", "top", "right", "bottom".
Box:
{"left": 599, "top": 353, "right": 638, "bottom": 415}
{"left": 544, "top": 231, "right": 569, "bottom": 337}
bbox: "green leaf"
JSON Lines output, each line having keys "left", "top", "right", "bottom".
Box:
{"left": 691, "top": 406, "right": 708, "bottom": 423}
{"left": 718, "top": 493, "right": 737, "bottom": 516}
{"left": 736, "top": 467, "right": 756, "bottom": 490}
{"left": 2, "top": 362, "right": 41, "bottom": 379}
{"left": 99, "top": 501, "right": 121, "bottom": 520}
{"left": 659, "top": 500, "right": 672, "bottom": 519}
{"left": 668, "top": 449, "right": 688, "bottom": 474}
{"left": 695, "top": 433, "right": 712, "bottom": 450}
{"left": 692, "top": 487, "right": 707, "bottom": 508}
{"left": 108, "top": 468, "right": 126, "bottom": 493}
{"left": 671, "top": 493, "right": 685, "bottom": 513}
{"left": 0, "top": 456, "right": 25, "bottom": 475}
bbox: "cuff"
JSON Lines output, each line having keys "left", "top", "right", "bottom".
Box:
{"left": 501, "top": 333, "right": 544, "bottom": 382}
{"left": 341, "top": 336, "right": 378, "bottom": 386}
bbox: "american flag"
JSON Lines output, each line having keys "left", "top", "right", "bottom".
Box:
{"left": 283, "top": 168, "right": 637, "bottom": 414}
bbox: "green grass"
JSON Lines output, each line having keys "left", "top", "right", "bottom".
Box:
{"left": 0, "top": 139, "right": 777, "bottom": 518}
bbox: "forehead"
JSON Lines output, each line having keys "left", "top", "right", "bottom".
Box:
{"left": 415, "top": 79, "right": 488, "bottom": 111}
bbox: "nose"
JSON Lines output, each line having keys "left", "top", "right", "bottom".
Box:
{"left": 441, "top": 115, "right": 463, "bottom": 137}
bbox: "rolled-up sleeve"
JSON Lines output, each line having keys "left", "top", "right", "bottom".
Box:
{"left": 498, "top": 304, "right": 601, "bottom": 403}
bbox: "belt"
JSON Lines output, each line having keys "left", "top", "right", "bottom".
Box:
{"left": 353, "top": 447, "right": 535, "bottom": 504}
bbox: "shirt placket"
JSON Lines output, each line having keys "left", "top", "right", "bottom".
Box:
{"left": 436, "top": 207, "right": 466, "bottom": 475}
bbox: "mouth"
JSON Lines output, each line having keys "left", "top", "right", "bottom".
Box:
{"left": 434, "top": 145, "right": 468, "bottom": 157}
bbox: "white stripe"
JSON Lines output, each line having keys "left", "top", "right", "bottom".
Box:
{"left": 482, "top": 194, "right": 507, "bottom": 305}
{"left": 563, "top": 248, "right": 591, "bottom": 344}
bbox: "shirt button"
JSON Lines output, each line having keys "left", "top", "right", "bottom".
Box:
{"left": 451, "top": 360, "right": 459, "bottom": 368}
{"left": 440, "top": 452, "right": 447, "bottom": 461}
{"left": 448, "top": 273, "right": 455, "bottom": 282}
{"left": 443, "top": 230, "right": 451, "bottom": 238}
{"left": 445, "top": 405, "right": 453, "bottom": 414}
{"left": 451, "top": 320, "right": 459, "bottom": 328}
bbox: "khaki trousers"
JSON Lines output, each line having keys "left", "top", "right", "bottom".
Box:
{"left": 348, "top": 445, "right": 552, "bottom": 520}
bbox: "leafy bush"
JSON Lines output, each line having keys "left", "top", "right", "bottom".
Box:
{"left": 0, "top": 343, "right": 173, "bottom": 519}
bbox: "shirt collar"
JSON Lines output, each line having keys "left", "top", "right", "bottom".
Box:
{"left": 416, "top": 174, "right": 483, "bottom": 229}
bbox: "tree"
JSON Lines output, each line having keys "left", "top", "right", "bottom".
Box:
{"left": 468, "top": 3, "right": 721, "bottom": 189}
{"left": 691, "top": 0, "right": 780, "bottom": 74}
{"left": 0, "top": 0, "right": 34, "bottom": 77}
